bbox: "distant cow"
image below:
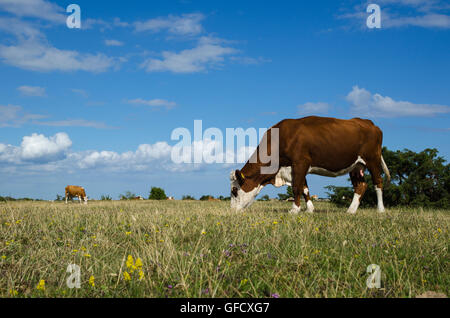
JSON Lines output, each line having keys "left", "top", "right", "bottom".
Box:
{"left": 65, "top": 185, "right": 88, "bottom": 204}
{"left": 230, "top": 116, "right": 390, "bottom": 214}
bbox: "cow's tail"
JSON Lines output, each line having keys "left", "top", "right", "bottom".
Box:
{"left": 381, "top": 155, "right": 391, "bottom": 187}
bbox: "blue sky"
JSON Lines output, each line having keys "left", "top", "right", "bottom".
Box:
{"left": 0, "top": 0, "right": 449, "bottom": 200}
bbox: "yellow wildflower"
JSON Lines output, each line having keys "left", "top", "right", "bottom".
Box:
{"left": 16, "top": 220, "right": 22, "bottom": 224}
{"left": 138, "top": 270, "right": 144, "bottom": 280}
{"left": 123, "top": 271, "right": 131, "bottom": 281}
{"left": 273, "top": 221, "right": 278, "bottom": 225}
{"left": 89, "top": 276, "right": 95, "bottom": 287}
{"left": 135, "top": 258, "right": 143, "bottom": 269}
{"left": 9, "top": 289, "right": 18, "bottom": 296}
{"left": 126, "top": 255, "right": 134, "bottom": 268}
{"left": 125, "top": 231, "right": 131, "bottom": 236}
{"left": 84, "top": 254, "right": 91, "bottom": 258}
{"left": 36, "top": 280, "right": 45, "bottom": 291}
{"left": 201, "top": 230, "right": 206, "bottom": 235}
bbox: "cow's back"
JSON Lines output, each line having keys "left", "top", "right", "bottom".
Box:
{"left": 273, "top": 116, "right": 382, "bottom": 170}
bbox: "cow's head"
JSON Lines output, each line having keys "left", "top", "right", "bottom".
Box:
{"left": 230, "top": 169, "right": 262, "bottom": 210}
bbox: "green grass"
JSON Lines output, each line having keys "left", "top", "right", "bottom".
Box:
{"left": 0, "top": 200, "right": 448, "bottom": 298}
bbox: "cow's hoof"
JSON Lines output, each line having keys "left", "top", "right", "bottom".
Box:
{"left": 346, "top": 207, "right": 357, "bottom": 214}
{"left": 306, "top": 201, "right": 314, "bottom": 213}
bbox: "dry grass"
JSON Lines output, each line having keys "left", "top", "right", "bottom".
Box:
{"left": 0, "top": 200, "right": 448, "bottom": 298}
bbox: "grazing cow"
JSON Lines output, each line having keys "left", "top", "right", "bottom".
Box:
{"left": 230, "top": 116, "right": 390, "bottom": 214}
{"left": 65, "top": 185, "right": 88, "bottom": 204}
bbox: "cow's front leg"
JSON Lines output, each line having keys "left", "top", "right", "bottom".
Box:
{"left": 289, "top": 162, "right": 309, "bottom": 214}
{"left": 347, "top": 167, "right": 367, "bottom": 214}
{"left": 302, "top": 180, "right": 314, "bottom": 213}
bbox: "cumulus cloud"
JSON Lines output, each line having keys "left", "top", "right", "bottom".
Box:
{"left": 0, "top": 132, "right": 71, "bottom": 164}
{"left": 297, "top": 102, "right": 330, "bottom": 116}
{"left": 141, "top": 37, "right": 238, "bottom": 73}
{"left": 127, "top": 98, "right": 176, "bottom": 109}
{"left": 17, "top": 85, "right": 46, "bottom": 97}
{"left": 347, "top": 86, "right": 450, "bottom": 117}
{"left": 20, "top": 132, "right": 71, "bottom": 162}
{"left": 0, "top": 132, "right": 258, "bottom": 174}
{"left": 134, "top": 13, "right": 204, "bottom": 35}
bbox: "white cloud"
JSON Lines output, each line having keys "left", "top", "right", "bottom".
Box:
{"left": 71, "top": 88, "right": 88, "bottom": 98}
{"left": 141, "top": 37, "right": 238, "bottom": 73}
{"left": 0, "top": 132, "right": 71, "bottom": 164}
{"left": 0, "top": 0, "right": 66, "bottom": 23}
{"left": 127, "top": 98, "right": 176, "bottom": 109}
{"left": 297, "top": 102, "right": 330, "bottom": 116}
{"left": 384, "top": 13, "right": 450, "bottom": 28}
{"left": 17, "top": 85, "right": 46, "bottom": 97}
{"left": 0, "top": 132, "right": 257, "bottom": 174}
{"left": 104, "top": 39, "right": 124, "bottom": 47}
{"left": 35, "top": 119, "right": 113, "bottom": 129}
{"left": 0, "top": 40, "right": 117, "bottom": 72}
{"left": 0, "top": 17, "right": 43, "bottom": 39}
{"left": 134, "top": 13, "right": 204, "bottom": 35}
{"left": 339, "top": 0, "right": 450, "bottom": 29}
{"left": 347, "top": 86, "right": 450, "bottom": 117}
{"left": 0, "top": 104, "right": 45, "bottom": 127}
{"left": 20, "top": 132, "right": 71, "bottom": 162}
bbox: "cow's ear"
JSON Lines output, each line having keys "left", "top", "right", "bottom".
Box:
{"left": 235, "top": 169, "right": 245, "bottom": 186}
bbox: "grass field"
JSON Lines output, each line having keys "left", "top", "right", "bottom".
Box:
{"left": 0, "top": 200, "right": 448, "bottom": 298}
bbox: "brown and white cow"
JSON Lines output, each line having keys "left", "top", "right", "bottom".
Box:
{"left": 230, "top": 116, "right": 390, "bottom": 214}
{"left": 65, "top": 185, "right": 88, "bottom": 204}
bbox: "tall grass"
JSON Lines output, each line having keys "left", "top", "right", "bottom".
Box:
{"left": 0, "top": 200, "right": 448, "bottom": 298}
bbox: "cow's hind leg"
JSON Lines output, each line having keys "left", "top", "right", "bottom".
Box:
{"left": 289, "top": 161, "right": 310, "bottom": 214}
{"left": 347, "top": 165, "right": 367, "bottom": 214}
{"left": 302, "top": 179, "right": 314, "bottom": 213}
{"left": 366, "top": 160, "right": 385, "bottom": 212}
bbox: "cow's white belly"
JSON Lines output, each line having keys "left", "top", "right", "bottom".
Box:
{"left": 273, "top": 156, "right": 366, "bottom": 186}
{"left": 308, "top": 156, "right": 366, "bottom": 177}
